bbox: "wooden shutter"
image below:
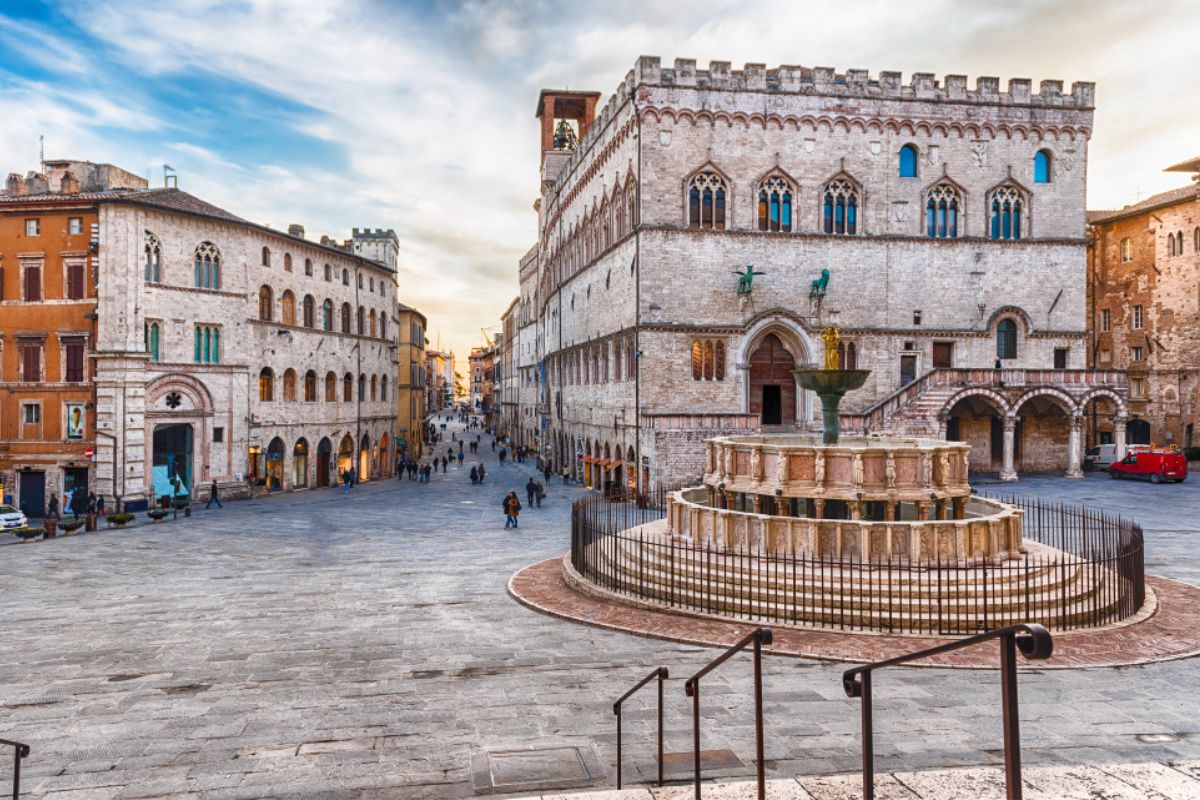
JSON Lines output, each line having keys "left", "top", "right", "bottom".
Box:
{"left": 24, "top": 265, "right": 41, "bottom": 301}
{"left": 66, "top": 342, "right": 85, "bottom": 382}
{"left": 67, "top": 264, "right": 84, "bottom": 300}
{"left": 22, "top": 345, "right": 40, "bottom": 381}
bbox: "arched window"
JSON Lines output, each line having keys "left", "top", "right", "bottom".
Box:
{"left": 687, "top": 171, "right": 728, "bottom": 230}
{"left": 343, "top": 372, "right": 353, "bottom": 402}
{"left": 325, "top": 371, "right": 337, "bottom": 401}
{"left": 369, "top": 309, "right": 377, "bottom": 338}
{"left": 1034, "top": 150, "right": 1052, "bottom": 184}
{"left": 379, "top": 313, "right": 387, "bottom": 339}
{"left": 283, "top": 253, "right": 293, "bottom": 272}
{"left": 757, "top": 175, "right": 793, "bottom": 232}
{"left": 282, "top": 368, "right": 297, "bottom": 402}
{"left": 258, "top": 286, "right": 274, "bottom": 321}
{"left": 822, "top": 179, "right": 859, "bottom": 235}
{"left": 304, "top": 258, "right": 313, "bottom": 277}
{"left": 341, "top": 303, "right": 352, "bottom": 334}
{"left": 324, "top": 263, "right": 332, "bottom": 281}
{"left": 1178, "top": 232, "right": 1186, "bottom": 255}
{"left": 342, "top": 269, "right": 349, "bottom": 286}
{"left": 261, "top": 246, "right": 271, "bottom": 267}
{"left": 690, "top": 338, "right": 727, "bottom": 381}
{"left": 194, "top": 242, "right": 221, "bottom": 289}
{"left": 1120, "top": 238, "right": 1132, "bottom": 263}
{"left": 259, "top": 367, "right": 275, "bottom": 401}
{"left": 925, "top": 183, "right": 961, "bottom": 239}
{"left": 146, "top": 322, "right": 160, "bottom": 361}
{"left": 280, "top": 290, "right": 296, "bottom": 325}
{"left": 899, "top": 144, "right": 918, "bottom": 178}
{"left": 845, "top": 341, "right": 857, "bottom": 370}
{"left": 997, "top": 319, "right": 1018, "bottom": 360}
{"left": 989, "top": 186, "right": 1024, "bottom": 240}
{"left": 357, "top": 306, "right": 365, "bottom": 335}
{"left": 193, "top": 325, "right": 220, "bottom": 364}
{"left": 381, "top": 375, "right": 388, "bottom": 401}
{"left": 304, "top": 369, "right": 317, "bottom": 402}
{"left": 358, "top": 373, "right": 366, "bottom": 401}
{"left": 322, "top": 299, "right": 333, "bottom": 330}
{"left": 302, "top": 295, "right": 315, "bottom": 328}
{"left": 1169, "top": 233, "right": 1177, "bottom": 257}
{"left": 370, "top": 375, "right": 378, "bottom": 402}
{"left": 1194, "top": 227, "right": 1200, "bottom": 253}
{"left": 144, "top": 232, "right": 161, "bottom": 283}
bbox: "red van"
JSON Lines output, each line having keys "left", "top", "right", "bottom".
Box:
{"left": 1107, "top": 446, "right": 1188, "bottom": 483}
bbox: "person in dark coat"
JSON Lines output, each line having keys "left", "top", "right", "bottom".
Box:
{"left": 205, "top": 480, "right": 223, "bottom": 509}
{"left": 526, "top": 478, "right": 536, "bottom": 509}
{"left": 47, "top": 493, "right": 60, "bottom": 520}
{"left": 469, "top": 466, "right": 478, "bottom": 484}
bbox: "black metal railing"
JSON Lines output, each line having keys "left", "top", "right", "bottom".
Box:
{"left": 842, "top": 623, "right": 1053, "bottom": 800}
{"left": 1, "top": 739, "right": 29, "bottom": 800}
{"left": 683, "top": 627, "right": 773, "bottom": 800}
{"left": 613, "top": 666, "right": 668, "bottom": 789}
{"left": 571, "top": 493, "right": 1144, "bottom": 634}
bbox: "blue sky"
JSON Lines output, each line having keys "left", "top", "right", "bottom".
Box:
{"left": 2, "top": 0, "right": 1197, "bottom": 361}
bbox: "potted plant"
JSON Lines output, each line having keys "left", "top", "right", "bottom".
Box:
{"left": 59, "top": 519, "right": 86, "bottom": 535}
{"left": 106, "top": 512, "right": 134, "bottom": 528}
{"left": 147, "top": 509, "right": 169, "bottom": 523}
{"left": 12, "top": 526, "right": 44, "bottom": 542}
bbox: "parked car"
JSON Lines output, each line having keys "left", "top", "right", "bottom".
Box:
{"left": 1084, "top": 444, "right": 1121, "bottom": 471}
{"left": 1107, "top": 447, "right": 1188, "bottom": 483}
{"left": 0, "top": 504, "right": 29, "bottom": 529}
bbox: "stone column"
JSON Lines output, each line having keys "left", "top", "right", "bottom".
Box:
{"left": 1115, "top": 415, "right": 1128, "bottom": 460}
{"left": 953, "top": 497, "right": 966, "bottom": 520}
{"left": 885, "top": 501, "right": 896, "bottom": 521}
{"left": 1000, "top": 416, "right": 1019, "bottom": 482}
{"left": 1066, "top": 416, "right": 1084, "bottom": 479}
{"left": 751, "top": 494, "right": 762, "bottom": 514}
{"left": 916, "top": 501, "right": 930, "bottom": 521}
{"left": 850, "top": 501, "right": 862, "bottom": 521}
{"left": 813, "top": 499, "right": 825, "bottom": 519}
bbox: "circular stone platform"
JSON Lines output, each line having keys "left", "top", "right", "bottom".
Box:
{"left": 508, "top": 556, "right": 1200, "bottom": 669}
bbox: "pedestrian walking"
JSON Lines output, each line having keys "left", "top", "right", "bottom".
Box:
{"left": 87, "top": 492, "right": 97, "bottom": 515}
{"left": 477, "top": 464, "right": 486, "bottom": 484}
{"left": 534, "top": 480, "right": 544, "bottom": 508}
{"left": 499, "top": 448, "right": 507, "bottom": 465}
{"left": 205, "top": 480, "right": 223, "bottom": 509}
{"left": 470, "top": 466, "right": 479, "bottom": 484}
{"left": 491, "top": 439, "right": 497, "bottom": 452}
{"left": 441, "top": 456, "right": 448, "bottom": 473}
{"left": 503, "top": 491, "right": 522, "bottom": 529}
{"left": 562, "top": 467, "right": 570, "bottom": 485}
{"left": 47, "top": 493, "right": 60, "bottom": 520}
{"left": 96, "top": 495, "right": 106, "bottom": 516}
{"left": 457, "top": 451, "right": 464, "bottom": 466}
{"left": 343, "top": 469, "right": 352, "bottom": 493}
{"left": 525, "top": 478, "right": 536, "bottom": 508}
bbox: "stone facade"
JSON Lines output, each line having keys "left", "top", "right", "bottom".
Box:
{"left": 396, "top": 304, "right": 427, "bottom": 459}
{"left": 93, "top": 189, "right": 397, "bottom": 509}
{"left": 513, "top": 57, "right": 1125, "bottom": 489}
{"left": 1088, "top": 159, "right": 1200, "bottom": 449}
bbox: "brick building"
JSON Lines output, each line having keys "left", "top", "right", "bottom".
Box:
{"left": 515, "top": 57, "right": 1126, "bottom": 490}
{"left": 0, "top": 163, "right": 146, "bottom": 515}
{"left": 396, "top": 303, "right": 428, "bottom": 459}
{"left": 1088, "top": 157, "right": 1200, "bottom": 449}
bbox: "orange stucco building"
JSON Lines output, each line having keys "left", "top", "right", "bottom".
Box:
{"left": 0, "top": 163, "right": 145, "bottom": 516}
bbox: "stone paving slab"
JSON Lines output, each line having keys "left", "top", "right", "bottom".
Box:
{"left": 510, "top": 556, "right": 1200, "bottom": 669}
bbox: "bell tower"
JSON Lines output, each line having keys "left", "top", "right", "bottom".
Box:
{"left": 535, "top": 89, "right": 600, "bottom": 186}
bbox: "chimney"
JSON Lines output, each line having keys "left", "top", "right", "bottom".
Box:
{"left": 25, "top": 171, "right": 49, "bottom": 195}
{"left": 60, "top": 170, "right": 80, "bottom": 195}
{"left": 6, "top": 173, "right": 24, "bottom": 196}
{"left": 288, "top": 224, "right": 305, "bottom": 239}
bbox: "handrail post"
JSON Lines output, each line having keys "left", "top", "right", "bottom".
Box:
{"left": 658, "top": 666, "right": 665, "bottom": 787}
{"left": 861, "top": 670, "right": 873, "bottom": 800}
{"left": 613, "top": 666, "right": 669, "bottom": 791}
{"left": 1000, "top": 631, "right": 1023, "bottom": 800}
{"left": 691, "top": 680, "right": 701, "bottom": 800}
{"left": 753, "top": 634, "right": 765, "bottom": 800}
{"left": 616, "top": 703, "right": 623, "bottom": 789}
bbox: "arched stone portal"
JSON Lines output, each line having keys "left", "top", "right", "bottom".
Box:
{"left": 748, "top": 333, "right": 796, "bottom": 425}
{"left": 316, "top": 437, "right": 332, "bottom": 488}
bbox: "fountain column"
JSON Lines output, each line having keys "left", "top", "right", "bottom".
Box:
{"left": 1066, "top": 416, "right": 1084, "bottom": 479}
{"left": 1114, "top": 414, "right": 1128, "bottom": 460}
{"left": 1000, "top": 416, "right": 1019, "bottom": 482}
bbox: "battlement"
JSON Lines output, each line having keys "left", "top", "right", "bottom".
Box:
{"left": 628, "top": 56, "right": 1094, "bottom": 108}
{"left": 351, "top": 227, "right": 398, "bottom": 240}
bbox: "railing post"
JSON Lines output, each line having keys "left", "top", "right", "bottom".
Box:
{"left": 615, "top": 704, "right": 623, "bottom": 790}
{"left": 861, "top": 670, "right": 874, "bottom": 800}
{"left": 1000, "top": 631, "right": 1023, "bottom": 800}
{"left": 754, "top": 633, "right": 765, "bottom": 800}
{"left": 658, "top": 667, "right": 665, "bottom": 787}
{"left": 692, "top": 681, "right": 701, "bottom": 799}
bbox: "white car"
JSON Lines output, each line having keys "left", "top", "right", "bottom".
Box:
{"left": 0, "top": 505, "right": 28, "bottom": 529}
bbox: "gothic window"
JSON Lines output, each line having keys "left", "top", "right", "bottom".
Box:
{"left": 193, "top": 325, "right": 220, "bottom": 364}
{"left": 259, "top": 367, "right": 275, "bottom": 402}
{"left": 613, "top": 340, "right": 622, "bottom": 380}
{"left": 282, "top": 368, "right": 297, "bottom": 402}
{"left": 690, "top": 338, "right": 726, "bottom": 380}
{"left": 281, "top": 290, "right": 296, "bottom": 325}
{"left": 687, "top": 171, "right": 728, "bottom": 229}
{"left": 757, "top": 176, "right": 793, "bottom": 232}
{"left": 262, "top": 246, "right": 271, "bottom": 267}
{"left": 144, "top": 232, "right": 161, "bottom": 283}
{"left": 343, "top": 372, "right": 353, "bottom": 402}
{"left": 322, "top": 299, "right": 333, "bottom": 330}
{"left": 357, "top": 306, "right": 365, "bottom": 335}
{"left": 381, "top": 375, "right": 388, "bottom": 401}
{"left": 146, "top": 322, "right": 160, "bottom": 362}
{"left": 305, "top": 258, "right": 313, "bottom": 276}
{"left": 342, "top": 268, "right": 349, "bottom": 286}
{"left": 601, "top": 201, "right": 611, "bottom": 250}
{"left": 925, "top": 183, "right": 961, "bottom": 239}
{"left": 1194, "top": 227, "right": 1200, "bottom": 253}
{"left": 379, "top": 312, "right": 387, "bottom": 339}
{"left": 822, "top": 179, "right": 859, "bottom": 235}
{"left": 989, "top": 186, "right": 1024, "bottom": 240}
{"left": 194, "top": 242, "right": 221, "bottom": 289}
{"left": 324, "top": 263, "right": 332, "bottom": 281}
{"left": 370, "top": 375, "right": 378, "bottom": 401}
{"left": 997, "top": 319, "right": 1018, "bottom": 360}
{"left": 304, "top": 370, "right": 317, "bottom": 401}
{"left": 1034, "top": 150, "right": 1052, "bottom": 184}
{"left": 627, "top": 337, "right": 636, "bottom": 379}
{"left": 627, "top": 184, "right": 637, "bottom": 228}
{"left": 845, "top": 342, "right": 857, "bottom": 370}
{"left": 341, "top": 302, "right": 352, "bottom": 333}
{"left": 302, "top": 295, "right": 315, "bottom": 328}
{"left": 369, "top": 309, "right": 377, "bottom": 338}
{"left": 1169, "top": 233, "right": 1177, "bottom": 257}
{"left": 259, "top": 286, "right": 274, "bottom": 321}
{"left": 614, "top": 189, "right": 625, "bottom": 238}
{"left": 1178, "top": 232, "right": 1186, "bottom": 255}
{"left": 325, "top": 371, "right": 337, "bottom": 401}
{"left": 284, "top": 253, "right": 293, "bottom": 272}
{"left": 899, "top": 144, "right": 918, "bottom": 178}
{"left": 358, "top": 373, "right": 366, "bottom": 401}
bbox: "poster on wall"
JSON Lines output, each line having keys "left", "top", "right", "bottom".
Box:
{"left": 66, "top": 403, "right": 85, "bottom": 440}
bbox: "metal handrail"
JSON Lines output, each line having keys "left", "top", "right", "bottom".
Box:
{"left": 683, "top": 627, "right": 773, "bottom": 800}
{"left": 612, "top": 666, "right": 668, "bottom": 789}
{"left": 842, "top": 623, "right": 1053, "bottom": 800}
{"left": 0, "top": 738, "right": 30, "bottom": 800}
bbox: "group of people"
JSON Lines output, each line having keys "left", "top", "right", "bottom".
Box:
{"left": 46, "top": 490, "right": 107, "bottom": 519}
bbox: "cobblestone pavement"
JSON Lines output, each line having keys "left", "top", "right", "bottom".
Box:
{"left": 3, "top": 426, "right": 1200, "bottom": 800}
